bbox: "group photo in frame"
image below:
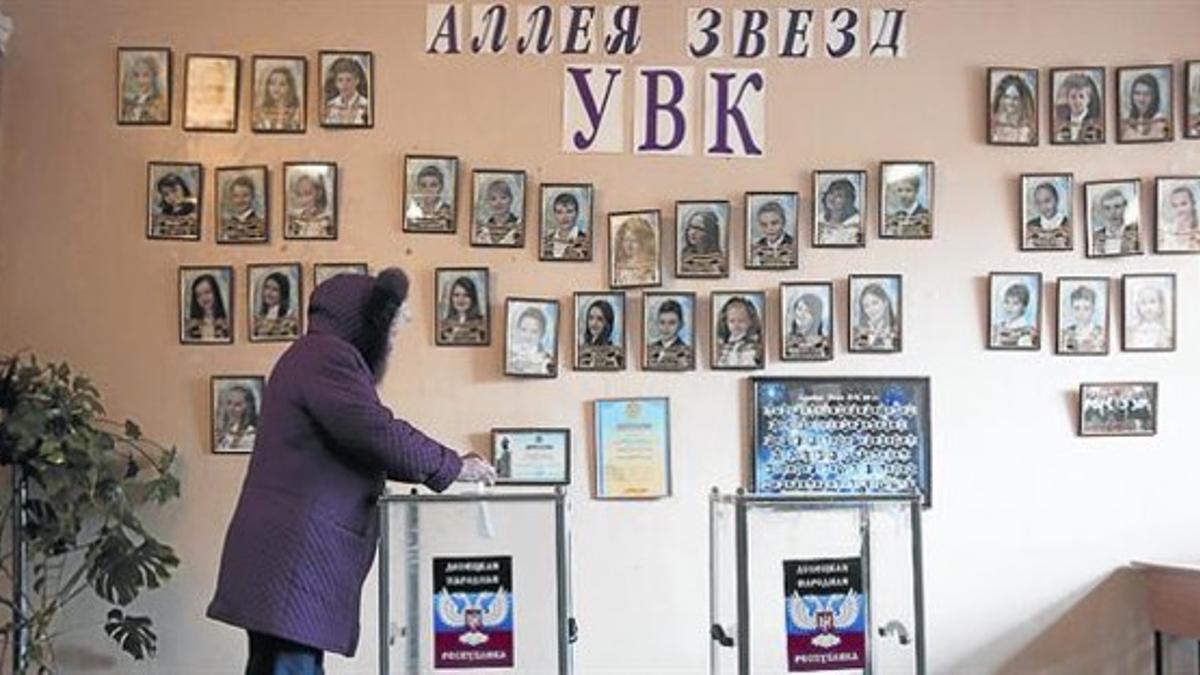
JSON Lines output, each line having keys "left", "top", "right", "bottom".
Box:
{"left": 880, "top": 161, "right": 934, "bottom": 239}
{"left": 147, "top": 161, "right": 202, "bottom": 241}
{"left": 1155, "top": 176, "right": 1200, "bottom": 253}
{"left": 1020, "top": 173, "right": 1073, "bottom": 251}
{"left": 594, "top": 397, "right": 671, "bottom": 499}
{"left": 813, "top": 171, "right": 866, "bottom": 248}
{"left": 711, "top": 291, "right": 766, "bottom": 370}
{"left": 117, "top": 47, "right": 171, "bottom": 125}
{"left": 313, "top": 262, "right": 367, "bottom": 289}
{"left": 642, "top": 291, "right": 696, "bottom": 372}
{"left": 402, "top": 155, "right": 457, "bottom": 233}
{"left": 247, "top": 263, "right": 302, "bottom": 343}
{"left": 1056, "top": 276, "right": 1110, "bottom": 355}
{"left": 1116, "top": 64, "right": 1173, "bottom": 143}
{"left": 1186, "top": 61, "right": 1200, "bottom": 139}
{"left": 1050, "top": 66, "right": 1105, "bottom": 144}
{"left": 540, "top": 183, "right": 594, "bottom": 261}
{"left": 608, "top": 210, "right": 662, "bottom": 289}
{"left": 251, "top": 55, "right": 306, "bottom": 133}
{"left": 471, "top": 169, "right": 526, "bottom": 247}
{"left": 504, "top": 297, "right": 559, "bottom": 378}
{"left": 435, "top": 267, "right": 490, "bottom": 347}
{"left": 780, "top": 282, "right": 834, "bottom": 362}
{"left": 283, "top": 162, "right": 337, "bottom": 240}
{"left": 675, "top": 200, "right": 730, "bottom": 278}
{"left": 1122, "top": 273, "right": 1176, "bottom": 352}
{"left": 1085, "top": 179, "right": 1142, "bottom": 257}
{"left": 490, "top": 428, "right": 571, "bottom": 486}
{"left": 211, "top": 375, "right": 263, "bottom": 454}
{"left": 319, "top": 50, "right": 373, "bottom": 128}
{"left": 215, "top": 165, "right": 269, "bottom": 244}
{"left": 745, "top": 192, "right": 799, "bottom": 269}
{"left": 987, "top": 67, "right": 1038, "bottom": 145}
{"left": 179, "top": 266, "right": 233, "bottom": 345}
{"left": 574, "top": 292, "right": 626, "bottom": 372}
{"left": 848, "top": 274, "right": 902, "bottom": 353}
{"left": 183, "top": 53, "right": 240, "bottom": 132}
{"left": 1079, "top": 382, "right": 1157, "bottom": 437}
{"left": 988, "top": 272, "right": 1042, "bottom": 350}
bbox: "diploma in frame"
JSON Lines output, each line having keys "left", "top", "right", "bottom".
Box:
{"left": 490, "top": 428, "right": 571, "bottom": 485}
{"left": 594, "top": 397, "right": 672, "bottom": 499}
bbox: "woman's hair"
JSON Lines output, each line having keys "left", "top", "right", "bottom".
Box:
{"left": 262, "top": 66, "right": 301, "bottom": 109}
{"left": 357, "top": 269, "right": 410, "bottom": 380}
{"left": 717, "top": 297, "right": 762, "bottom": 344}
{"left": 157, "top": 173, "right": 192, "bottom": 200}
{"left": 259, "top": 272, "right": 292, "bottom": 317}
{"left": 190, "top": 274, "right": 227, "bottom": 320}
{"left": 325, "top": 57, "right": 368, "bottom": 99}
{"left": 1128, "top": 73, "right": 1162, "bottom": 120}
{"left": 584, "top": 300, "right": 614, "bottom": 346}
{"left": 684, "top": 209, "right": 721, "bottom": 254}
{"left": 221, "top": 385, "right": 258, "bottom": 431}
{"left": 822, "top": 179, "right": 859, "bottom": 223}
{"left": 517, "top": 306, "right": 548, "bottom": 340}
{"left": 993, "top": 74, "right": 1036, "bottom": 124}
{"left": 123, "top": 55, "right": 162, "bottom": 99}
{"left": 291, "top": 174, "right": 329, "bottom": 212}
{"left": 1003, "top": 283, "right": 1031, "bottom": 311}
{"left": 1059, "top": 73, "right": 1102, "bottom": 122}
{"left": 856, "top": 283, "right": 895, "bottom": 329}
{"left": 444, "top": 276, "right": 483, "bottom": 321}
{"left": 790, "top": 293, "right": 825, "bottom": 337}
{"left": 416, "top": 164, "right": 445, "bottom": 189}
{"left": 615, "top": 217, "right": 655, "bottom": 264}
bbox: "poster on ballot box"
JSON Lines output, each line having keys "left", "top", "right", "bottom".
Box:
{"left": 433, "top": 555, "right": 515, "bottom": 669}
{"left": 784, "top": 557, "right": 867, "bottom": 672}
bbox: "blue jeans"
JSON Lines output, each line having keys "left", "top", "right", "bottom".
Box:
{"left": 245, "top": 631, "right": 325, "bottom": 675}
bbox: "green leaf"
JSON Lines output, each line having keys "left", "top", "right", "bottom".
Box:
{"left": 104, "top": 609, "right": 157, "bottom": 660}
{"left": 88, "top": 535, "right": 179, "bottom": 606}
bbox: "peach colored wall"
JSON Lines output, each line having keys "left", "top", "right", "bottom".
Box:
{"left": 1, "top": 1, "right": 1198, "bottom": 673}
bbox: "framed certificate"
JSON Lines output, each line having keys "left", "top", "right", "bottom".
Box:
{"left": 490, "top": 428, "right": 571, "bottom": 485}
{"left": 594, "top": 397, "right": 671, "bottom": 499}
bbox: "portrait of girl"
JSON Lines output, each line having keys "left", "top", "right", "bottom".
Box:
{"left": 211, "top": 377, "right": 263, "bottom": 453}
{"left": 404, "top": 157, "right": 457, "bottom": 233}
{"left": 849, "top": 276, "right": 902, "bottom": 352}
{"left": 643, "top": 293, "right": 695, "bottom": 371}
{"left": 252, "top": 57, "right": 305, "bottom": 132}
{"left": 435, "top": 268, "right": 489, "bottom": 346}
{"left": 216, "top": 167, "right": 268, "bottom": 243}
{"left": 781, "top": 283, "right": 833, "bottom": 361}
{"left": 541, "top": 185, "right": 593, "bottom": 261}
{"left": 677, "top": 202, "right": 729, "bottom": 277}
{"left": 148, "top": 163, "right": 201, "bottom": 240}
{"left": 1118, "top": 66, "right": 1173, "bottom": 143}
{"left": 179, "top": 267, "right": 233, "bottom": 345}
{"left": 989, "top": 273, "right": 1041, "bottom": 350}
{"left": 505, "top": 299, "right": 559, "bottom": 377}
{"left": 814, "top": 173, "right": 865, "bottom": 247}
{"left": 320, "top": 52, "right": 372, "bottom": 127}
{"left": 575, "top": 293, "right": 625, "bottom": 371}
{"left": 284, "top": 163, "right": 337, "bottom": 240}
{"left": 609, "top": 211, "right": 661, "bottom": 289}
{"left": 1021, "top": 175, "right": 1073, "bottom": 251}
{"left": 1155, "top": 177, "right": 1200, "bottom": 252}
{"left": 248, "top": 265, "right": 301, "bottom": 342}
{"left": 118, "top": 48, "right": 170, "bottom": 125}
{"left": 989, "top": 69, "right": 1038, "bottom": 145}
{"left": 712, "top": 293, "right": 765, "bottom": 370}
{"left": 1051, "top": 68, "right": 1105, "bottom": 144}
{"left": 472, "top": 171, "right": 526, "bottom": 247}
{"left": 881, "top": 163, "right": 933, "bottom": 239}
{"left": 1123, "top": 274, "right": 1175, "bottom": 352}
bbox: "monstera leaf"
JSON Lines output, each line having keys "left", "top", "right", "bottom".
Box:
{"left": 87, "top": 532, "right": 179, "bottom": 606}
{"left": 104, "top": 609, "right": 157, "bottom": 660}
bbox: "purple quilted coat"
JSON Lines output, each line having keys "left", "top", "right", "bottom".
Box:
{"left": 207, "top": 274, "right": 463, "bottom": 656}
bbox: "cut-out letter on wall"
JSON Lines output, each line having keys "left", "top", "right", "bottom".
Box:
{"left": 824, "top": 7, "right": 861, "bottom": 59}
{"left": 604, "top": 5, "right": 643, "bottom": 55}
{"left": 733, "top": 9, "right": 769, "bottom": 58}
{"left": 563, "top": 65, "right": 625, "bottom": 153}
{"left": 427, "top": 3, "right": 463, "bottom": 54}
{"left": 471, "top": 3, "right": 510, "bottom": 54}
{"left": 517, "top": 4, "right": 554, "bottom": 54}
{"left": 687, "top": 7, "right": 724, "bottom": 58}
{"left": 704, "top": 68, "right": 765, "bottom": 157}
{"left": 561, "top": 5, "right": 597, "bottom": 54}
{"left": 635, "top": 67, "right": 694, "bottom": 155}
{"left": 777, "top": 8, "right": 813, "bottom": 58}
{"left": 869, "top": 8, "right": 908, "bottom": 58}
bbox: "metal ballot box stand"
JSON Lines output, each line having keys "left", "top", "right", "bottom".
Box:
{"left": 710, "top": 491, "right": 926, "bottom": 675}
{"left": 378, "top": 489, "right": 575, "bottom": 675}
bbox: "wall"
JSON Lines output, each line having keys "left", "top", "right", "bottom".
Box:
{"left": 1, "top": 1, "right": 1198, "bottom": 673}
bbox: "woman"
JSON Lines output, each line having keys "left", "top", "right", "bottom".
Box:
{"left": 784, "top": 293, "right": 828, "bottom": 359}
{"left": 1053, "top": 73, "right": 1104, "bottom": 143}
{"left": 990, "top": 74, "right": 1037, "bottom": 144}
{"left": 817, "top": 179, "right": 862, "bottom": 246}
{"left": 323, "top": 57, "right": 370, "bottom": 125}
{"left": 254, "top": 272, "right": 300, "bottom": 339}
{"left": 121, "top": 55, "right": 167, "bottom": 123}
{"left": 715, "top": 296, "right": 762, "bottom": 368}
{"left": 475, "top": 179, "right": 521, "bottom": 245}
{"left": 543, "top": 192, "right": 589, "bottom": 260}
{"left": 679, "top": 209, "right": 725, "bottom": 275}
{"left": 1122, "top": 73, "right": 1170, "bottom": 141}
{"left": 438, "top": 277, "right": 486, "bottom": 344}
{"left": 153, "top": 173, "right": 198, "bottom": 237}
{"left": 186, "top": 274, "right": 230, "bottom": 342}
{"left": 1160, "top": 185, "right": 1200, "bottom": 251}
{"left": 287, "top": 173, "right": 334, "bottom": 239}
{"left": 216, "top": 385, "right": 258, "bottom": 451}
{"left": 255, "top": 66, "right": 303, "bottom": 131}
{"left": 853, "top": 283, "right": 897, "bottom": 350}
{"left": 579, "top": 299, "right": 622, "bottom": 370}
{"left": 613, "top": 217, "right": 657, "bottom": 287}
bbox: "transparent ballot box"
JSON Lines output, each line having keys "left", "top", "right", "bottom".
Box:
{"left": 378, "top": 490, "right": 574, "bottom": 675}
{"left": 710, "top": 492, "right": 925, "bottom": 675}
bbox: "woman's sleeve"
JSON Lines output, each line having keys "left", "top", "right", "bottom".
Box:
{"left": 301, "top": 341, "right": 463, "bottom": 491}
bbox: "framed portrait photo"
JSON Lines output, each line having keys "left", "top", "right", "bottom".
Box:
{"left": 251, "top": 55, "right": 306, "bottom": 133}
{"left": 745, "top": 192, "right": 799, "bottom": 269}
{"left": 574, "top": 292, "right": 626, "bottom": 371}
{"left": 179, "top": 266, "right": 233, "bottom": 345}
{"left": 211, "top": 376, "right": 264, "bottom": 453}
{"left": 988, "top": 67, "right": 1039, "bottom": 145}
{"left": 471, "top": 170, "right": 526, "bottom": 247}
{"left": 1186, "top": 61, "right": 1200, "bottom": 140}
{"left": 1079, "top": 382, "right": 1157, "bottom": 437}
{"left": 319, "top": 50, "right": 373, "bottom": 128}
{"left": 247, "top": 263, "right": 302, "bottom": 343}
{"left": 594, "top": 397, "right": 671, "bottom": 499}
{"left": 1122, "top": 274, "right": 1176, "bottom": 352}
{"left": 780, "top": 282, "right": 834, "bottom": 362}
{"left": 491, "top": 428, "right": 571, "bottom": 486}
{"left": 283, "top": 162, "right": 337, "bottom": 240}
{"left": 988, "top": 272, "right": 1042, "bottom": 351}
{"left": 435, "top": 267, "right": 490, "bottom": 347}
{"left": 504, "top": 297, "right": 559, "bottom": 378}
{"left": 117, "top": 47, "right": 171, "bottom": 125}
{"left": 813, "top": 171, "right": 867, "bottom": 248}
{"left": 608, "top": 210, "right": 662, "bottom": 289}
{"left": 711, "top": 291, "right": 766, "bottom": 370}
{"left": 540, "top": 183, "right": 594, "bottom": 261}
{"left": 403, "top": 155, "right": 458, "bottom": 234}
{"left": 1050, "top": 67, "right": 1105, "bottom": 145}
{"left": 880, "top": 161, "right": 934, "bottom": 239}
{"left": 216, "top": 166, "right": 269, "bottom": 244}
{"left": 1020, "top": 173, "right": 1073, "bottom": 251}
{"left": 676, "top": 200, "right": 730, "bottom": 278}
{"left": 183, "top": 54, "right": 239, "bottom": 132}
{"left": 1155, "top": 176, "right": 1200, "bottom": 253}
{"left": 1085, "top": 179, "right": 1142, "bottom": 258}
{"left": 1056, "top": 276, "right": 1109, "bottom": 356}
{"left": 848, "top": 274, "right": 902, "bottom": 353}
{"left": 147, "top": 162, "right": 201, "bottom": 241}
{"left": 1116, "top": 64, "right": 1173, "bottom": 143}
{"left": 643, "top": 292, "right": 696, "bottom": 372}
{"left": 313, "top": 263, "right": 367, "bottom": 289}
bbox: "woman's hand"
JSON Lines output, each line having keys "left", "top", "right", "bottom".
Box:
{"left": 456, "top": 452, "right": 497, "bottom": 485}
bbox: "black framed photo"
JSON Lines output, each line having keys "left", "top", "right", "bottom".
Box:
{"left": 313, "top": 263, "right": 367, "bottom": 289}
{"left": 1116, "top": 64, "right": 1173, "bottom": 143}
{"left": 435, "top": 267, "right": 490, "bottom": 347}
{"left": 676, "top": 200, "right": 730, "bottom": 278}
{"left": 813, "top": 171, "right": 866, "bottom": 248}
{"left": 848, "top": 274, "right": 902, "bottom": 353}
{"left": 540, "top": 183, "right": 594, "bottom": 261}
{"left": 643, "top": 292, "right": 696, "bottom": 372}
{"left": 711, "top": 291, "right": 766, "bottom": 370}
{"left": 319, "top": 50, "right": 373, "bottom": 128}
{"left": 780, "top": 282, "right": 833, "bottom": 362}
{"left": 745, "top": 192, "right": 799, "bottom": 269}
{"left": 1122, "top": 273, "right": 1176, "bottom": 352}
{"left": 504, "top": 297, "right": 559, "bottom": 378}
{"left": 1079, "top": 382, "right": 1157, "bottom": 437}
{"left": 471, "top": 169, "right": 526, "bottom": 247}
{"left": 283, "top": 162, "right": 337, "bottom": 240}
{"left": 403, "top": 155, "right": 458, "bottom": 233}
{"left": 251, "top": 55, "right": 306, "bottom": 133}
{"left": 147, "top": 162, "right": 201, "bottom": 241}
{"left": 1186, "top": 61, "right": 1200, "bottom": 140}
{"left": 117, "top": 47, "right": 171, "bottom": 125}
{"left": 1020, "top": 173, "right": 1073, "bottom": 251}
{"left": 988, "top": 272, "right": 1042, "bottom": 350}
{"left": 880, "top": 161, "right": 934, "bottom": 239}
{"left": 608, "top": 210, "right": 662, "bottom": 289}
{"left": 248, "top": 263, "right": 302, "bottom": 343}
{"left": 987, "top": 67, "right": 1038, "bottom": 145}
{"left": 574, "top": 292, "right": 626, "bottom": 371}
{"left": 1155, "top": 176, "right": 1200, "bottom": 253}
{"left": 216, "top": 165, "right": 269, "bottom": 244}
{"left": 211, "top": 375, "right": 263, "bottom": 453}
{"left": 1056, "top": 276, "right": 1109, "bottom": 356}
{"left": 1050, "top": 67, "right": 1105, "bottom": 145}
{"left": 490, "top": 428, "right": 571, "bottom": 486}
{"left": 179, "top": 266, "right": 233, "bottom": 345}
{"left": 183, "top": 54, "right": 240, "bottom": 132}
{"left": 1085, "top": 179, "right": 1142, "bottom": 258}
